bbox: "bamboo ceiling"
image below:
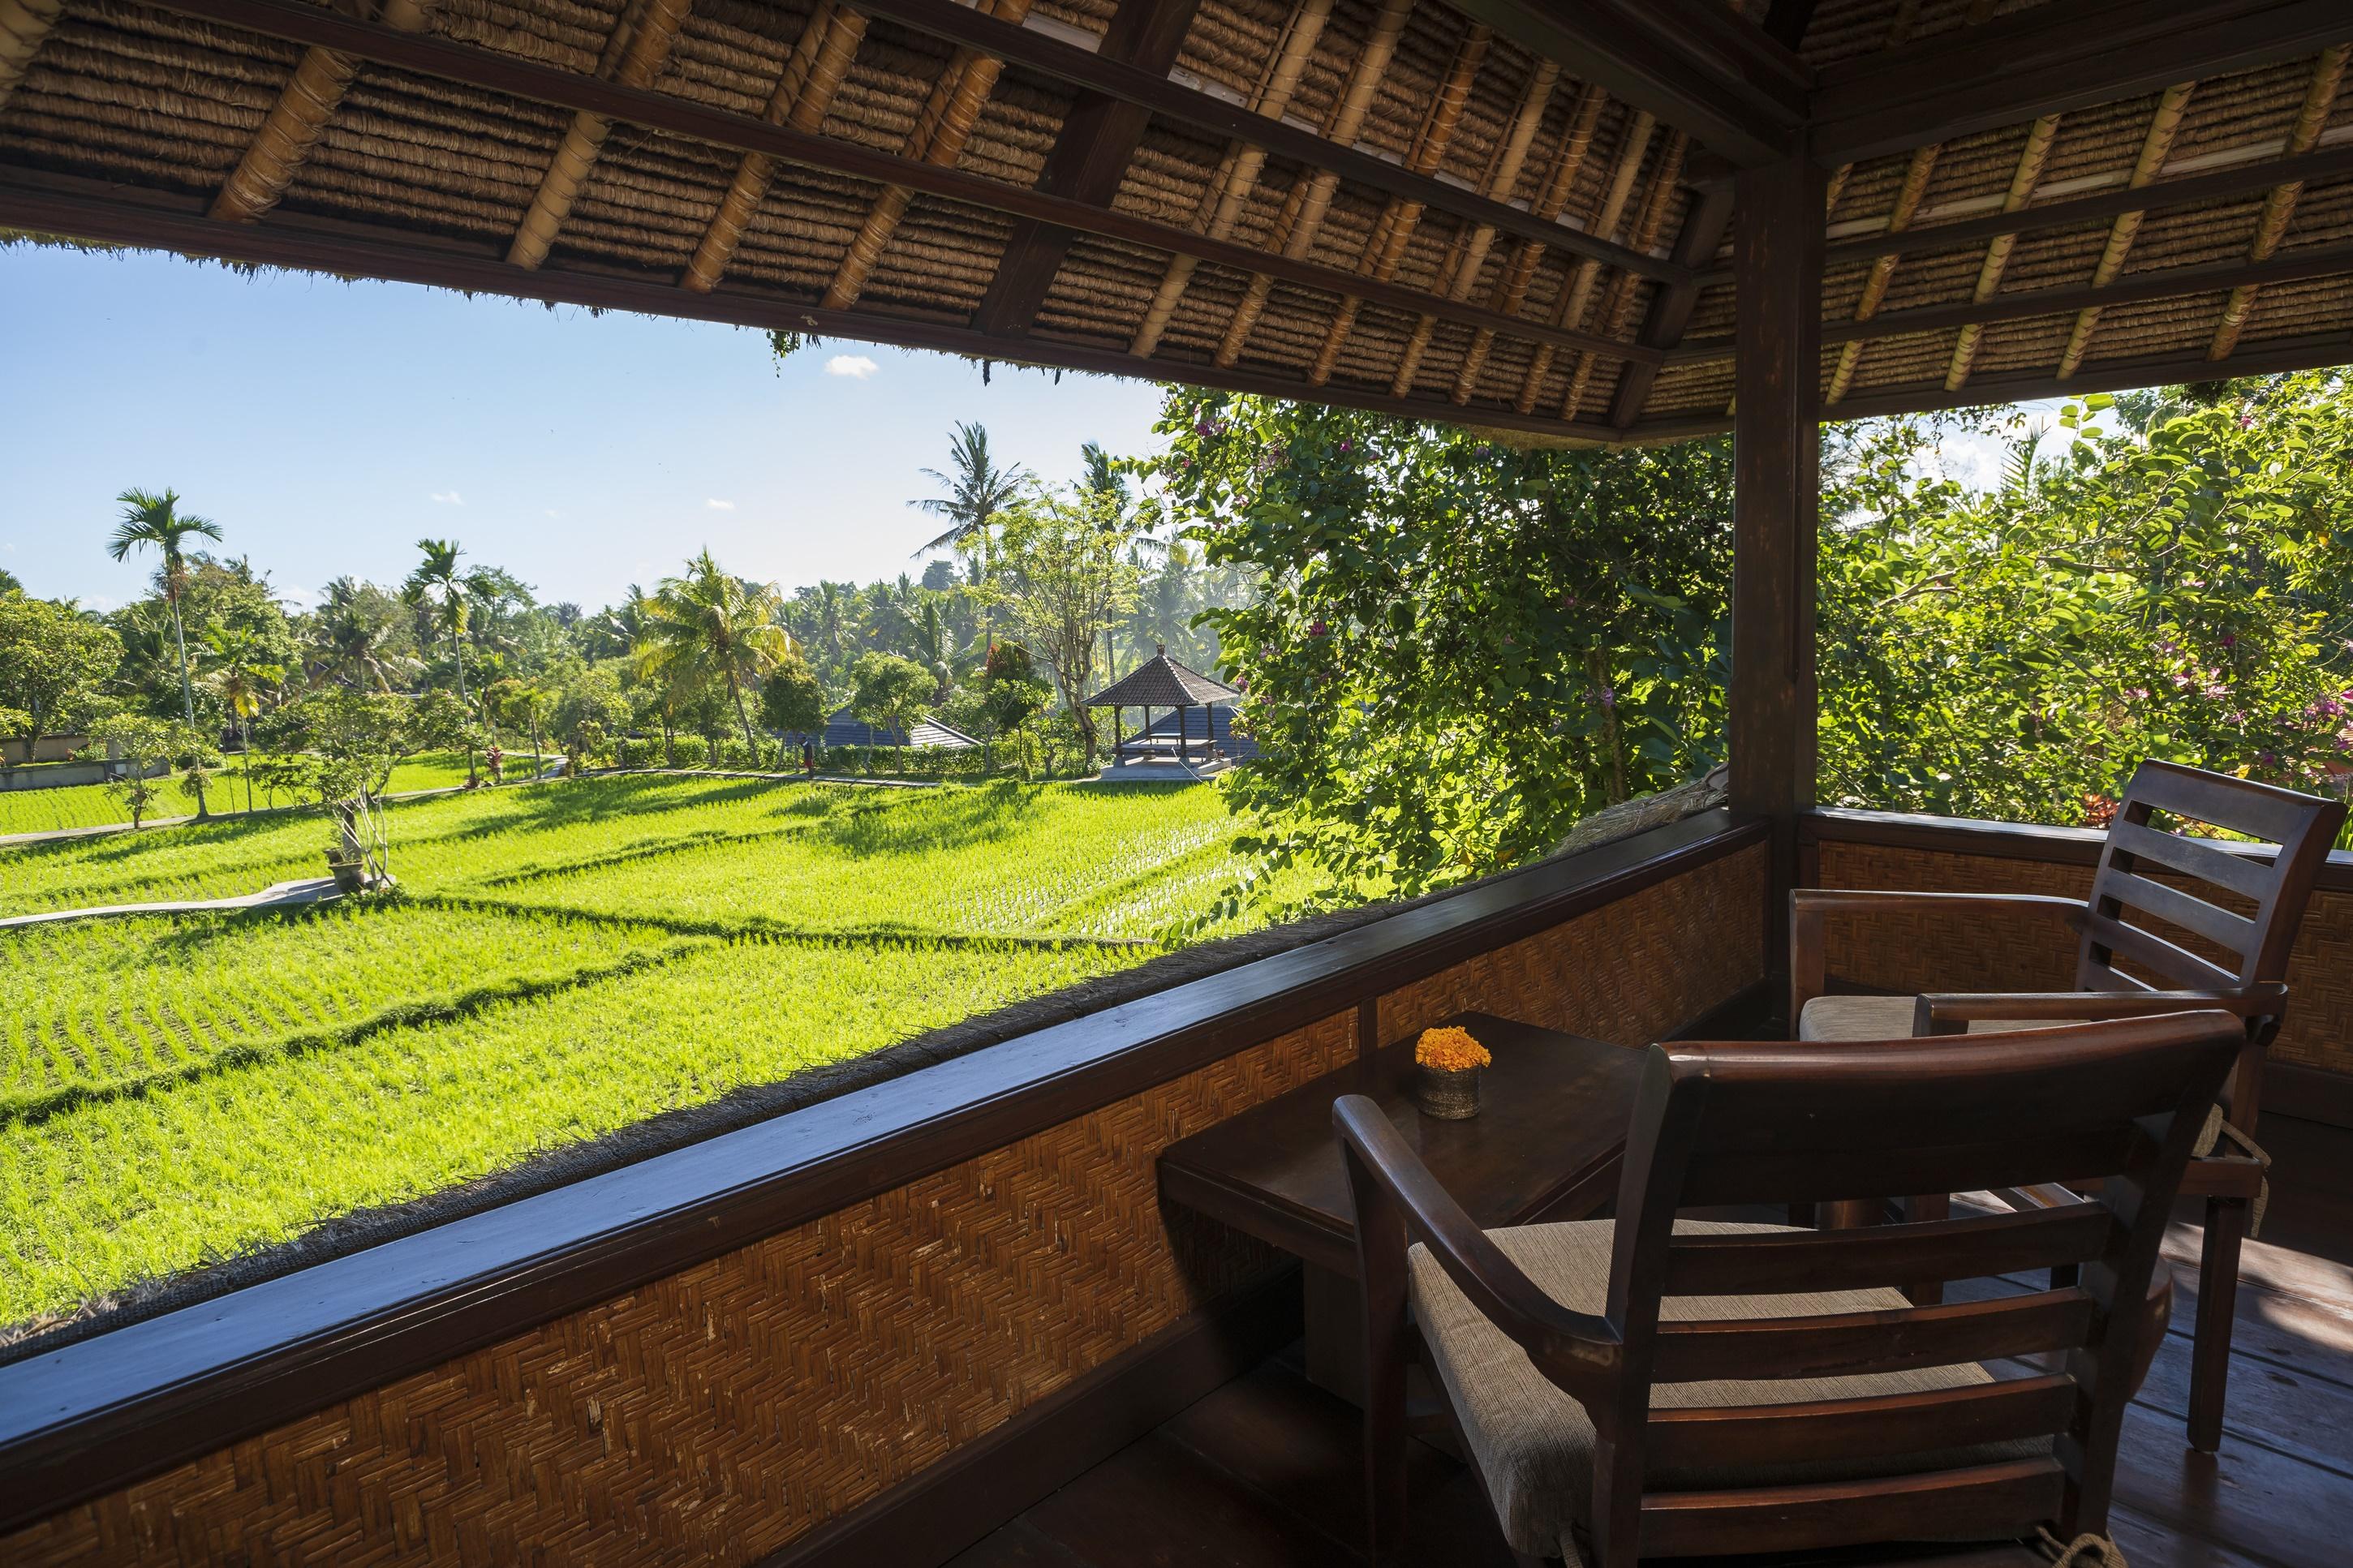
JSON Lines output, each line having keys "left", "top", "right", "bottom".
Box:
{"left": 1, "top": 0, "right": 2350, "bottom": 442}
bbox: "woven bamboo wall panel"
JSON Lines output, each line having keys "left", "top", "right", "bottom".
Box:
{"left": 1815, "top": 840, "right": 2353, "bottom": 1077}
{"left": 1378, "top": 841, "right": 1768, "bottom": 1047}
{"left": 1, "top": 846, "right": 1764, "bottom": 1562}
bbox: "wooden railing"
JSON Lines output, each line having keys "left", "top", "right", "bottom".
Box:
{"left": 0, "top": 809, "right": 1768, "bottom": 1559}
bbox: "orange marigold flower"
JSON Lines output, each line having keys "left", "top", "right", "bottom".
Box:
{"left": 1414, "top": 1026, "right": 1491, "bottom": 1073}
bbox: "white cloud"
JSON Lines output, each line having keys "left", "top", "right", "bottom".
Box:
{"left": 705, "top": 497, "right": 737, "bottom": 511}
{"left": 824, "top": 354, "right": 879, "bottom": 380}
{"left": 430, "top": 490, "right": 464, "bottom": 505}
{"left": 280, "top": 583, "right": 324, "bottom": 612}
{"left": 543, "top": 508, "right": 562, "bottom": 519}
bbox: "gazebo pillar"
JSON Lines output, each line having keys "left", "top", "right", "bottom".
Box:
{"left": 1729, "top": 141, "right": 1825, "bottom": 1002}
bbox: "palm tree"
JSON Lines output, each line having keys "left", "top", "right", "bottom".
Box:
{"left": 911, "top": 421, "right": 1029, "bottom": 585}
{"left": 634, "top": 549, "right": 794, "bottom": 757}
{"left": 405, "top": 538, "right": 477, "bottom": 784}
{"left": 107, "top": 488, "right": 221, "bottom": 731}
{"left": 311, "top": 578, "right": 418, "bottom": 694}
{"left": 203, "top": 624, "right": 283, "bottom": 813}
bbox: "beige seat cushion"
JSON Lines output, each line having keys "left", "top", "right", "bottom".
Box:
{"left": 1407, "top": 1218, "right": 2047, "bottom": 1566}
{"left": 1798, "top": 993, "right": 2061, "bottom": 1042}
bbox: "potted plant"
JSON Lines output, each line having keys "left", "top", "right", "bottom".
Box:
{"left": 1412, "top": 1025, "right": 1492, "bottom": 1120}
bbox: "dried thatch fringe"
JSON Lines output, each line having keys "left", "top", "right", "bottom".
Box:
{"left": 1509, "top": 107, "right": 1654, "bottom": 414}
{"left": 508, "top": 0, "right": 695, "bottom": 270}
{"left": 2208, "top": 45, "right": 2349, "bottom": 359}
{"left": 1212, "top": 0, "right": 1412, "bottom": 369}
{"left": 2057, "top": 80, "right": 2196, "bottom": 378}
{"left": 1946, "top": 111, "right": 2060, "bottom": 390}
{"left": 1128, "top": 0, "right": 1331, "bottom": 357}
{"left": 1825, "top": 136, "right": 1939, "bottom": 404}
{"left": 1304, "top": 24, "right": 1491, "bottom": 385}
{"left": 209, "top": 0, "right": 438, "bottom": 224}
{"left": 1560, "top": 128, "right": 1684, "bottom": 419}
{"left": 1390, "top": 72, "right": 1584, "bottom": 399}
{"left": 682, "top": 1, "right": 866, "bottom": 294}
{"left": 824, "top": 0, "right": 1033, "bottom": 311}
{"left": 0, "top": 0, "right": 65, "bottom": 114}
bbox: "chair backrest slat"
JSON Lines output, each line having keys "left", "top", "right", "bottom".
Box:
{"left": 1589, "top": 1012, "right": 2240, "bottom": 1565}
{"left": 1637, "top": 1459, "right": 2067, "bottom": 1560}
{"left": 1651, "top": 1289, "right": 2094, "bottom": 1384}
{"left": 1643, "top": 1374, "right": 2077, "bottom": 1474}
{"left": 1663, "top": 1204, "right": 2112, "bottom": 1296}
{"left": 2078, "top": 760, "right": 2344, "bottom": 998}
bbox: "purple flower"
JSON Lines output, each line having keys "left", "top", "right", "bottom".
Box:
{"left": 1337, "top": 440, "right": 1353, "bottom": 454}
{"left": 1595, "top": 685, "right": 1616, "bottom": 710}
{"left": 2220, "top": 633, "right": 2239, "bottom": 649}
{"left": 1309, "top": 621, "right": 1329, "bottom": 638}
{"left": 2259, "top": 751, "right": 2279, "bottom": 767}
{"left": 2126, "top": 686, "right": 2150, "bottom": 699}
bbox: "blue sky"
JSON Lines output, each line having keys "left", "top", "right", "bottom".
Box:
{"left": 1, "top": 244, "right": 1172, "bottom": 612}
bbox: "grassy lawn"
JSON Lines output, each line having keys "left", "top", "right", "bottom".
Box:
{"left": 0, "top": 774, "right": 1263, "bottom": 1330}
{"left": 0, "top": 751, "right": 544, "bottom": 838}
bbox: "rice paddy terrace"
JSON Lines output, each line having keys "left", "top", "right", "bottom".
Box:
{"left": 0, "top": 774, "right": 1272, "bottom": 1338}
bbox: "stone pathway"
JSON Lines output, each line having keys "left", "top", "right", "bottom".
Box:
{"left": 0, "top": 878, "right": 344, "bottom": 930}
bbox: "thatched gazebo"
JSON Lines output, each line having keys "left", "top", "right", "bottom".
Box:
{"left": 1088, "top": 646, "right": 1240, "bottom": 772}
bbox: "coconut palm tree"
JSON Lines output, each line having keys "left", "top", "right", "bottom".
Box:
{"left": 107, "top": 488, "right": 222, "bottom": 731}
{"left": 203, "top": 623, "right": 283, "bottom": 813}
{"left": 634, "top": 549, "right": 794, "bottom": 757}
{"left": 911, "top": 421, "right": 1030, "bottom": 585}
{"left": 310, "top": 578, "right": 419, "bottom": 694}
{"left": 405, "top": 538, "right": 478, "bottom": 783}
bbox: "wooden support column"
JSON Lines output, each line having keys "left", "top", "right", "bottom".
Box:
{"left": 1730, "top": 142, "right": 1823, "bottom": 1007}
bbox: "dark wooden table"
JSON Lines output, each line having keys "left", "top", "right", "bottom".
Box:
{"left": 1159, "top": 1011, "right": 1647, "bottom": 1400}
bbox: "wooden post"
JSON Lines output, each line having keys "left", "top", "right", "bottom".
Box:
{"left": 1730, "top": 142, "right": 1825, "bottom": 1021}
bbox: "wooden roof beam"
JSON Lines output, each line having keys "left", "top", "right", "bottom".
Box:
{"left": 1830, "top": 328, "right": 2353, "bottom": 423}
{"left": 1811, "top": 0, "right": 2353, "bottom": 164}
{"left": 0, "top": 174, "right": 1714, "bottom": 445}
{"left": 1558, "top": 129, "right": 1686, "bottom": 419}
{"left": 1507, "top": 108, "right": 1657, "bottom": 412}
{"left": 209, "top": 0, "right": 445, "bottom": 226}
{"left": 1449, "top": 0, "right": 1809, "bottom": 168}
{"left": 1668, "top": 235, "right": 2353, "bottom": 360}
{"left": 969, "top": 0, "right": 1204, "bottom": 339}
{"left": 134, "top": 0, "right": 1658, "bottom": 366}
{"left": 847, "top": 0, "right": 1684, "bottom": 281}
{"left": 2054, "top": 82, "right": 2196, "bottom": 378}
{"left": 1605, "top": 178, "right": 1732, "bottom": 428}
{"left": 2207, "top": 45, "right": 2349, "bottom": 360}
{"left": 508, "top": 0, "right": 694, "bottom": 271}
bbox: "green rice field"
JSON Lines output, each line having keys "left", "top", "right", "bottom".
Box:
{"left": 0, "top": 774, "right": 1275, "bottom": 1332}
{"left": 0, "top": 751, "right": 545, "bottom": 837}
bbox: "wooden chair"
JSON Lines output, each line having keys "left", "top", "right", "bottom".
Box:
{"left": 1336, "top": 1012, "right": 2240, "bottom": 1568}
{"left": 1790, "top": 759, "right": 2344, "bottom": 1450}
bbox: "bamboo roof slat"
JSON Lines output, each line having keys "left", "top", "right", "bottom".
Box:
{"left": 1508, "top": 105, "right": 1654, "bottom": 412}
{"left": 2054, "top": 79, "right": 2196, "bottom": 376}
{"left": 2208, "top": 44, "right": 2347, "bottom": 359}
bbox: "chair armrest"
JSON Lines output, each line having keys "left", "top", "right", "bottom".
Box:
{"left": 1332, "top": 1094, "right": 1620, "bottom": 1401}
{"left": 1912, "top": 982, "right": 2288, "bottom": 1036}
{"left": 1788, "top": 890, "right": 2087, "bottom": 1025}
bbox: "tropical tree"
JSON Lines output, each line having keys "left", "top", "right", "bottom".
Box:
{"left": 759, "top": 656, "right": 828, "bottom": 763}
{"left": 911, "top": 421, "right": 1030, "bottom": 586}
{"left": 202, "top": 622, "right": 284, "bottom": 812}
{"left": 107, "top": 488, "right": 222, "bottom": 747}
{"left": 0, "top": 592, "right": 121, "bottom": 769}
{"left": 82, "top": 714, "right": 212, "bottom": 829}
{"left": 405, "top": 538, "right": 477, "bottom": 782}
{"left": 847, "top": 651, "right": 934, "bottom": 743}
{"left": 986, "top": 484, "right": 1140, "bottom": 762}
{"left": 309, "top": 578, "right": 419, "bottom": 693}
{"left": 633, "top": 549, "right": 794, "bottom": 757}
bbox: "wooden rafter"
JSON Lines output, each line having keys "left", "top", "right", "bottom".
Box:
{"left": 2056, "top": 81, "right": 2196, "bottom": 378}
{"left": 1944, "top": 113, "right": 2059, "bottom": 392}
{"left": 1813, "top": 0, "right": 2347, "bottom": 163}
{"left": 1301, "top": 22, "right": 1493, "bottom": 385}
{"left": 1451, "top": 0, "right": 1808, "bottom": 167}
{"left": 508, "top": 0, "right": 695, "bottom": 271}
{"left": 1128, "top": 0, "right": 1331, "bottom": 358}
{"left": 1508, "top": 107, "right": 1656, "bottom": 414}
{"left": 1559, "top": 129, "right": 1685, "bottom": 419}
{"left": 0, "top": 0, "right": 64, "bottom": 113}
{"left": 824, "top": 0, "right": 1035, "bottom": 311}
{"left": 212, "top": 0, "right": 439, "bottom": 224}
{"left": 1823, "top": 135, "right": 1937, "bottom": 405}
{"left": 0, "top": 174, "right": 1719, "bottom": 445}
{"left": 2207, "top": 44, "right": 2349, "bottom": 360}
{"left": 849, "top": 0, "right": 1680, "bottom": 282}
{"left": 127, "top": 0, "right": 1647, "bottom": 367}
{"left": 968, "top": 0, "right": 1202, "bottom": 339}
{"left": 1603, "top": 176, "right": 1731, "bottom": 429}
{"left": 1405, "top": 76, "right": 1595, "bottom": 402}
{"left": 681, "top": 0, "right": 867, "bottom": 294}
{"left": 1213, "top": 0, "right": 1413, "bottom": 369}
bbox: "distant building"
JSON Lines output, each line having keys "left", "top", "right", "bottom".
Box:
{"left": 1087, "top": 649, "right": 1247, "bottom": 780}
{"left": 805, "top": 709, "right": 979, "bottom": 750}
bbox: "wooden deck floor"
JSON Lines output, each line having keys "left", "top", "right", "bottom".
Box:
{"left": 951, "top": 1115, "right": 2353, "bottom": 1568}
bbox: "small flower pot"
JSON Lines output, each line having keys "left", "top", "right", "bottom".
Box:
{"left": 324, "top": 853, "right": 369, "bottom": 894}
{"left": 1414, "top": 1064, "right": 1482, "bottom": 1120}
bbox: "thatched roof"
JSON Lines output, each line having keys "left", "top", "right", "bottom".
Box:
{"left": 2, "top": 0, "right": 2349, "bottom": 440}
{"left": 1088, "top": 649, "right": 1237, "bottom": 707}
